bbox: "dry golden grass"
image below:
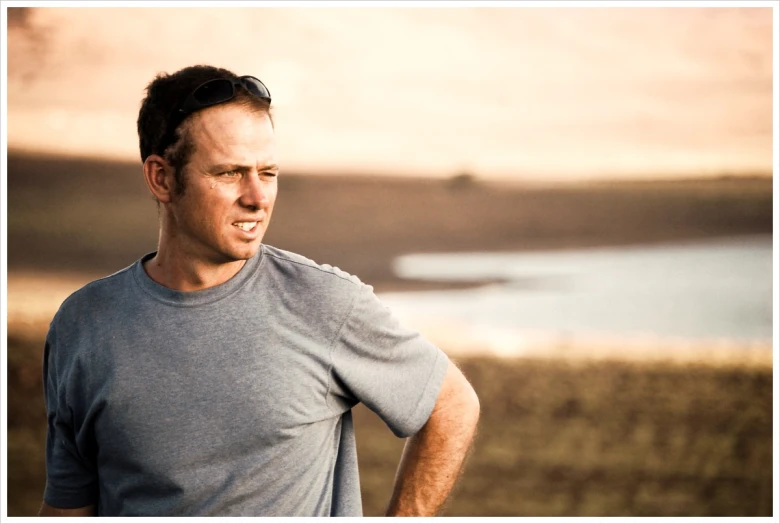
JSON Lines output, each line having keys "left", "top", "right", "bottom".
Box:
{"left": 355, "top": 356, "right": 773, "bottom": 517}
{"left": 7, "top": 327, "right": 772, "bottom": 517}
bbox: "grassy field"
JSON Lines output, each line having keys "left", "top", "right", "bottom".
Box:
{"left": 7, "top": 330, "right": 773, "bottom": 516}
{"left": 5, "top": 152, "right": 775, "bottom": 516}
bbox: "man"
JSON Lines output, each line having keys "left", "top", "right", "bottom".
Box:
{"left": 39, "top": 65, "right": 480, "bottom": 517}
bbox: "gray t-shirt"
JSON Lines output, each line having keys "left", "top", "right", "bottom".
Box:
{"left": 43, "top": 245, "right": 449, "bottom": 516}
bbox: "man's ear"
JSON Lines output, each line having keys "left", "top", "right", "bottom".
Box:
{"left": 143, "top": 154, "right": 176, "bottom": 204}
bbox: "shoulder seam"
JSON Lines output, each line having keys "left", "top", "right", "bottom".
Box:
{"left": 84, "top": 263, "right": 135, "bottom": 287}
{"left": 263, "top": 251, "right": 360, "bottom": 286}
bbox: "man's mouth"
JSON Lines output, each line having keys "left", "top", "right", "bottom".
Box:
{"left": 233, "top": 221, "right": 258, "bottom": 232}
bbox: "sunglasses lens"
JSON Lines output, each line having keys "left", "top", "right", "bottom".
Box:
{"left": 240, "top": 76, "right": 272, "bottom": 101}
{"left": 192, "top": 78, "right": 235, "bottom": 105}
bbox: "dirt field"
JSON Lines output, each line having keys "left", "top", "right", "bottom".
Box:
{"left": 5, "top": 152, "right": 775, "bottom": 516}
{"left": 7, "top": 151, "right": 773, "bottom": 290}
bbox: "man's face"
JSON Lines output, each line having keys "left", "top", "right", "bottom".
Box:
{"left": 166, "top": 104, "right": 278, "bottom": 265}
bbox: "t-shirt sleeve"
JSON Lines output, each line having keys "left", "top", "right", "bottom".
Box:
{"left": 42, "top": 330, "right": 99, "bottom": 509}
{"left": 328, "top": 284, "right": 450, "bottom": 438}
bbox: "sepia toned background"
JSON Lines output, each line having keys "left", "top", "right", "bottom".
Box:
{"left": 4, "top": 5, "right": 776, "bottom": 517}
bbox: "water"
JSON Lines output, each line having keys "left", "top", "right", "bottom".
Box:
{"left": 378, "top": 236, "right": 773, "bottom": 348}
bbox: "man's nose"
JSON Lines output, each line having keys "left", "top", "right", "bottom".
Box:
{"left": 239, "top": 172, "right": 270, "bottom": 209}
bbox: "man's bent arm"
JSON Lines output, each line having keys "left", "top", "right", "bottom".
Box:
{"left": 385, "top": 359, "right": 480, "bottom": 516}
{"left": 38, "top": 502, "right": 96, "bottom": 517}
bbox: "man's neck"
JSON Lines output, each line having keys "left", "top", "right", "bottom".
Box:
{"left": 142, "top": 248, "right": 247, "bottom": 292}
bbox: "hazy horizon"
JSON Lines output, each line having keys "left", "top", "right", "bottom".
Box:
{"left": 5, "top": 6, "right": 775, "bottom": 182}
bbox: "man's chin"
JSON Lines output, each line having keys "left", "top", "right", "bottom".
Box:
{"left": 229, "top": 241, "right": 263, "bottom": 262}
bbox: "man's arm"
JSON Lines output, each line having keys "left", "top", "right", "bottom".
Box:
{"left": 385, "top": 359, "right": 480, "bottom": 516}
{"left": 38, "top": 502, "right": 96, "bottom": 517}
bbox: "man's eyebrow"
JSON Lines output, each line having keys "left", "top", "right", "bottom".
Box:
{"left": 208, "top": 163, "right": 247, "bottom": 172}
{"left": 207, "top": 163, "right": 280, "bottom": 172}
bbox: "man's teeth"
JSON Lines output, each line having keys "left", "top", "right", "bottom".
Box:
{"left": 234, "top": 222, "right": 257, "bottom": 231}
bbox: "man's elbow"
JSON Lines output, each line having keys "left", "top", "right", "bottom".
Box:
{"left": 430, "top": 360, "right": 480, "bottom": 430}
{"left": 453, "top": 361, "right": 480, "bottom": 422}
{"left": 461, "top": 380, "right": 480, "bottom": 427}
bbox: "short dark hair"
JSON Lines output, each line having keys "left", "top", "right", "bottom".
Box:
{"left": 137, "top": 65, "right": 273, "bottom": 194}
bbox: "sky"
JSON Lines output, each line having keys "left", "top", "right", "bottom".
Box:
{"left": 4, "top": 5, "right": 775, "bottom": 182}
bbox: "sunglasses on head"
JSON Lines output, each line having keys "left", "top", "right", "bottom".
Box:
{"left": 160, "top": 75, "right": 272, "bottom": 154}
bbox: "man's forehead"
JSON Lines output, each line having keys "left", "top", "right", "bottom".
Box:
{"left": 187, "top": 105, "right": 276, "bottom": 162}
{"left": 192, "top": 104, "right": 273, "bottom": 136}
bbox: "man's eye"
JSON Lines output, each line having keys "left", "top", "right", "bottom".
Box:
{"left": 222, "top": 170, "right": 241, "bottom": 177}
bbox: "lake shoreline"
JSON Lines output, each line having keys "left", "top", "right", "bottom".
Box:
{"left": 8, "top": 233, "right": 773, "bottom": 369}
{"left": 8, "top": 232, "right": 771, "bottom": 297}
{"left": 7, "top": 154, "right": 774, "bottom": 365}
